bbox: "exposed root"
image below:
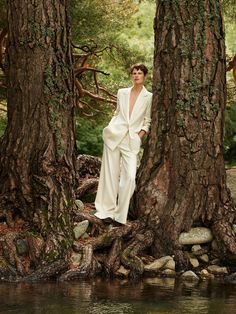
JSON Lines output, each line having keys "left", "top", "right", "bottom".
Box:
{"left": 0, "top": 231, "right": 26, "bottom": 276}
{"left": 104, "top": 238, "right": 123, "bottom": 276}
{"left": 76, "top": 178, "right": 98, "bottom": 198}
{"left": 121, "top": 230, "right": 154, "bottom": 276}
{"left": 23, "top": 259, "right": 69, "bottom": 282}
{"left": 59, "top": 245, "right": 101, "bottom": 281}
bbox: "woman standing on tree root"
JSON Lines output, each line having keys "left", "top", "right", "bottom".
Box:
{"left": 94, "top": 64, "right": 152, "bottom": 226}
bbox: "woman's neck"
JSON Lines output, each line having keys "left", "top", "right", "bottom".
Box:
{"left": 132, "top": 83, "right": 143, "bottom": 91}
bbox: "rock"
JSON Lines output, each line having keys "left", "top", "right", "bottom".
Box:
{"left": 189, "top": 257, "right": 199, "bottom": 268}
{"left": 226, "top": 168, "right": 236, "bottom": 205}
{"left": 16, "top": 239, "right": 29, "bottom": 256}
{"left": 161, "top": 269, "right": 176, "bottom": 277}
{"left": 233, "top": 225, "right": 236, "bottom": 234}
{"left": 200, "top": 269, "right": 214, "bottom": 280}
{"left": 81, "top": 232, "right": 90, "bottom": 239}
{"left": 191, "top": 245, "right": 202, "bottom": 253}
{"left": 164, "top": 259, "right": 175, "bottom": 271}
{"left": 116, "top": 265, "right": 130, "bottom": 277}
{"left": 207, "top": 265, "right": 228, "bottom": 275}
{"left": 75, "top": 199, "right": 84, "bottom": 211}
{"left": 210, "top": 258, "right": 220, "bottom": 265}
{"left": 179, "top": 227, "right": 213, "bottom": 245}
{"left": 73, "top": 220, "right": 89, "bottom": 239}
{"left": 144, "top": 256, "right": 173, "bottom": 272}
{"left": 71, "top": 252, "right": 82, "bottom": 267}
{"left": 181, "top": 271, "right": 199, "bottom": 281}
{"left": 224, "top": 272, "right": 236, "bottom": 284}
{"left": 199, "top": 254, "right": 209, "bottom": 263}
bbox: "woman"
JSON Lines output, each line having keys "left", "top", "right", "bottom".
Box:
{"left": 94, "top": 64, "right": 152, "bottom": 225}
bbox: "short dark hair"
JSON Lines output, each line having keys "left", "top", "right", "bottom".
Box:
{"left": 130, "top": 63, "right": 148, "bottom": 76}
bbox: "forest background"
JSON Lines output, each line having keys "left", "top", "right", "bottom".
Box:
{"left": 0, "top": 0, "right": 235, "bottom": 162}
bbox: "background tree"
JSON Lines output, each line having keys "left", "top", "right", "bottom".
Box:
{"left": 133, "top": 0, "right": 236, "bottom": 267}
{"left": 0, "top": 0, "right": 76, "bottom": 273}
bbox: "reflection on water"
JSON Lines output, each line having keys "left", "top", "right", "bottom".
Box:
{"left": 0, "top": 277, "right": 235, "bottom": 314}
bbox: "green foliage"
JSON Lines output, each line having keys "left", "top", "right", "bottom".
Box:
{"left": 0, "top": 117, "right": 6, "bottom": 137}
{"left": 75, "top": 116, "right": 106, "bottom": 156}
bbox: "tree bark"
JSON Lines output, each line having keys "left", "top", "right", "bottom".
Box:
{"left": 134, "top": 0, "right": 236, "bottom": 261}
{"left": 0, "top": 0, "right": 76, "bottom": 264}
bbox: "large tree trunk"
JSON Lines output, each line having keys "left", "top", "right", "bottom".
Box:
{"left": 134, "top": 0, "right": 236, "bottom": 263}
{"left": 0, "top": 0, "right": 76, "bottom": 266}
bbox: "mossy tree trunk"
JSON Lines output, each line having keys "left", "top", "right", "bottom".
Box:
{"left": 0, "top": 0, "right": 76, "bottom": 264}
{"left": 133, "top": 0, "right": 236, "bottom": 266}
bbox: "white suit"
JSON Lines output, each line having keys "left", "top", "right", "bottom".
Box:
{"left": 94, "top": 86, "right": 152, "bottom": 224}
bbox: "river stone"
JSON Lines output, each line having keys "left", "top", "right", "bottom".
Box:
{"left": 224, "top": 272, "right": 236, "bottom": 284}
{"left": 71, "top": 252, "right": 82, "bottom": 267}
{"left": 200, "top": 269, "right": 214, "bottom": 280}
{"left": 144, "top": 256, "right": 173, "bottom": 272}
{"left": 75, "top": 199, "right": 84, "bottom": 211}
{"left": 116, "top": 265, "right": 130, "bottom": 277}
{"left": 189, "top": 257, "right": 199, "bottom": 268}
{"left": 73, "top": 220, "right": 89, "bottom": 239}
{"left": 161, "top": 269, "right": 176, "bottom": 277}
{"left": 233, "top": 225, "right": 236, "bottom": 233}
{"left": 191, "top": 245, "right": 202, "bottom": 252}
{"left": 179, "top": 227, "right": 213, "bottom": 245}
{"left": 16, "top": 239, "right": 29, "bottom": 256}
{"left": 199, "top": 254, "right": 209, "bottom": 263}
{"left": 207, "top": 265, "right": 228, "bottom": 275}
{"left": 181, "top": 271, "right": 199, "bottom": 281}
{"left": 164, "top": 259, "right": 175, "bottom": 271}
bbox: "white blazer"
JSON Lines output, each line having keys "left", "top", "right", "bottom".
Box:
{"left": 102, "top": 86, "right": 152, "bottom": 152}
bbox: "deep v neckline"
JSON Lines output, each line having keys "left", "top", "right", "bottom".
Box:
{"left": 128, "top": 87, "right": 143, "bottom": 120}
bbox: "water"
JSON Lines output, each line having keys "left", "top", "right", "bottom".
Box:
{"left": 0, "top": 277, "right": 235, "bottom": 314}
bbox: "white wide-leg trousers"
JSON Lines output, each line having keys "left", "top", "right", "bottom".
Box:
{"left": 94, "top": 135, "right": 138, "bottom": 224}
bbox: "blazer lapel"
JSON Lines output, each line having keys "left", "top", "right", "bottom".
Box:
{"left": 121, "top": 87, "right": 131, "bottom": 122}
{"left": 129, "top": 86, "right": 148, "bottom": 122}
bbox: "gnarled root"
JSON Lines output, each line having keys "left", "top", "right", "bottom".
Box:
{"left": 59, "top": 245, "right": 101, "bottom": 281}
{"left": 121, "top": 230, "right": 154, "bottom": 277}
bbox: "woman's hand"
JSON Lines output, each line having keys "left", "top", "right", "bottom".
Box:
{"left": 138, "top": 130, "right": 146, "bottom": 139}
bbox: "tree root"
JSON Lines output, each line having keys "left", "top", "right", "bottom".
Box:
{"left": 59, "top": 245, "right": 101, "bottom": 281}
{"left": 0, "top": 231, "right": 26, "bottom": 276}
{"left": 121, "top": 230, "right": 154, "bottom": 276}
{"left": 23, "top": 259, "right": 69, "bottom": 282}
{"left": 75, "top": 178, "right": 98, "bottom": 198}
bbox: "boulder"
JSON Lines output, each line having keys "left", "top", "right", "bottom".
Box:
{"left": 191, "top": 244, "right": 202, "bottom": 253}
{"left": 224, "top": 272, "right": 236, "bottom": 284}
{"left": 233, "top": 225, "right": 236, "bottom": 234}
{"left": 164, "top": 259, "right": 175, "bottom": 271}
{"left": 200, "top": 269, "right": 214, "bottom": 280}
{"left": 75, "top": 199, "right": 85, "bottom": 211}
{"left": 226, "top": 168, "right": 236, "bottom": 205}
{"left": 71, "top": 252, "right": 82, "bottom": 267}
{"left": 189, "top": 257, "right": 199, "bottom": 268}
{"left": 179, "top": 227, "right": 213, "bottom": 245}
{"left": 181, "top": 271, "right": 199, "bottom": 281}
{"left": 207, "top": 265, "right": 228, "bottom": 275}
{"left": 161, "top": 269, "right": 176, "bottom": 277}
{"left": 199, "top": 254, "right": 209, "bottom": 263}
{"left": 144, "top": 256, "right": 173, "bottom": 272}
{"left": 73, "top": 220, "right": 89, "bottom": 240}
{"left": 16, "top": 239, "right": 29, "bottom": 256}
{"left": 116, "top": 265, "right": 130, "bottom": 277}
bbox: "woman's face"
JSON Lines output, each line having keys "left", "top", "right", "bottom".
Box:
{"left": 131, "top": 68, "right": 145, "bottom": 86}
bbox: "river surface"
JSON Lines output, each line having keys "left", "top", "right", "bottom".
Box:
{"left": 0, "top": 277, "right": 235, "bottom": 314}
